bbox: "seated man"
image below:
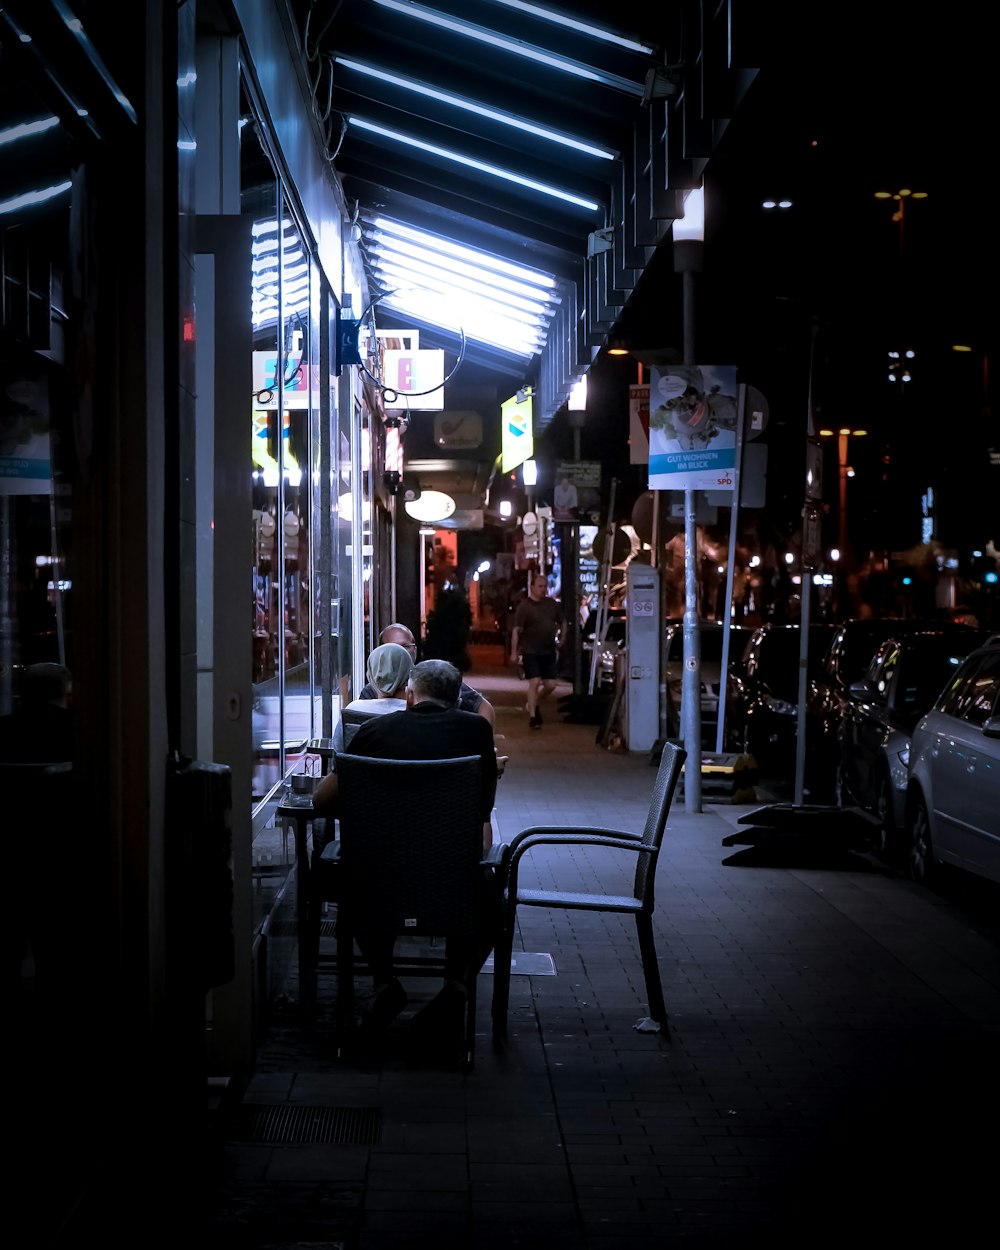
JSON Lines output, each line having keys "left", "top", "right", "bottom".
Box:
{"left": 314, "top": 658, "right": 501, "bottom": 1039}
{"left": 360, "top": 623, "right": 496, "bottom": 728}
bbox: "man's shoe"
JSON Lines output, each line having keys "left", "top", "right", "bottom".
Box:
{"left": 361, "top": 977, "right": 408, "bottom": 1032}
{"left": 529, "top": 711, "right": 541, "bottom": 729}
{"left": 409, "top": 981, "right": 468, "bottom": 1063}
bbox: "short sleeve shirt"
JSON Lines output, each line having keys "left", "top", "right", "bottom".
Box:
{"left": 513, "top": 596, "right": 564, "bottom": 655}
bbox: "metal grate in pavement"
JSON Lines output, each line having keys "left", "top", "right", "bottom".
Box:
{"left": 231, "top": 1104, "right": 382, "bottom": 1144}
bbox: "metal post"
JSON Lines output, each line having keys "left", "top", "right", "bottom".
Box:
{"left": 715, "top": 384, "right": 747, "bottom": 753}
{"left": 681, "top": 268, "right": 701, "bottom": 811}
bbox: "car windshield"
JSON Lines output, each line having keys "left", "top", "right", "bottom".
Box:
{"left": 668, "top": 625, "right": 747, "bottom": 662}
{"left": 759, "top": 627, "right": 833, "bottom": 697}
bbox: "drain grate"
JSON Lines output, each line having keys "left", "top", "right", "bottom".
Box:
{"left": 232, "top": 1104, "right": 382, "bottom": 1145}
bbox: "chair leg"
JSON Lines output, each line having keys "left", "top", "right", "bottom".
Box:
{"left": 301, "top": 894, "right": 323, "bottom": 1013}
{"left": 335, "top": 916, "right": 355, "bottom": 1056}
{"left": 635, "top": 914, "right": 669, "bottom": 1037}
{"left": 490, "top": 913, "right": 515, "bottom": 1047}
{"left": 463, "top": 972, "right": 477, "bottom": 1073}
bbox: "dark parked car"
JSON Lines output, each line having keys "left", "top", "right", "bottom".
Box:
{"left": 836, "top": 630, "right": 987, "bottom": 856}
{"left": 906, "top": 635, "right": 1000, "bottom": 886}
{"left": 665, "top": 620, "right": 752, "bottom": 747}
{"left": 723, "top": 623, "right": 836, "bottom": 782}
{"left": 582, "top": 609, "right": 626, "bottom": 690}
{"left": 805, "top": 618, "right": 983, "bottom": 802}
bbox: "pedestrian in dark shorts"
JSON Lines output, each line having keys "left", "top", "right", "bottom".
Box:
{"left": 510, "top": 574, "right": 564, "bottom": 729}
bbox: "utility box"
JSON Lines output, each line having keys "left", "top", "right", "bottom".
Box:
{"left": 626, "top": 563, "right": 660, "bottom": 752}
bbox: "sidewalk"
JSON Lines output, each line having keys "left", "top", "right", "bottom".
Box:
{"left": 206, "top": 650, "right": 1000, "bottom": 1248}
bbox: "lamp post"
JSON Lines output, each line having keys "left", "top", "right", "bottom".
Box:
{"left": 673, "top": 186, "right": 705, "bottom": 812}
{"left": 874, "top": 187, "right": 927, "bottom": 254}
{"left": 819, "top": 425, "right": 867, "bottom": 617}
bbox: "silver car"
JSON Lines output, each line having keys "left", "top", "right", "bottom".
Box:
{"left": 905, "top": 635, "right": 1000, "bottom": 886}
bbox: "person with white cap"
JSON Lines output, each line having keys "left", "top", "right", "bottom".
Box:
{"left": 330, "top": 641, "right": 414, "bottom": 753}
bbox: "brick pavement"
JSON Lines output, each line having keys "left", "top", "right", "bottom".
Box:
{"left": 206, "top": 649, "right": 1000, "bottom": 1248}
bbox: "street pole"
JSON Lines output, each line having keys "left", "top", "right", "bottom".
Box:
{"left": 675, "top": 216, "right": 703, "bottom": 813}
{"left": 837, "top": 430, "right": 848, "bottom": 616}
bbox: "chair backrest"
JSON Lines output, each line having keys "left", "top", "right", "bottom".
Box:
{"left": 334, "top": 752, "right": 483, "bottom": 938}
{"left": 635, "top": 742, "right": 686, "bottom": 907}
{"left": 340, "top": 700, "right": 405, "bottom": 749}
{"left": 1, "top": 760, "right": 74, "bottom": 872}
{"left": 341, "top": 707, "right": 372, "bottom": 749}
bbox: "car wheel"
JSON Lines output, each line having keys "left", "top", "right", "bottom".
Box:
{"left": 907, "top": 793, "right": 936, "bottom": 885}
{"left": 833, "top": 760, "right": 848, "bottom": 809}
{"left": 874, "top": 773, "right": 896, "bottom": 861}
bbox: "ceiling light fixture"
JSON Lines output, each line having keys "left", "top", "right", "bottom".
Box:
{"left": 491, "top": 0, "right": 656, "bottom": 54}
{"left": 348, "top": 116, "right": 601, "bottom": 210}
{"left": 404, "top": 489, "right": 457, "bottom": 523}
{"left": 335, "top": 56, "right": 616, "bottom": 160}
{"left": 641, "top": 65, "right": 684, "bottom": 105}
{"left": 606, "top": 337, "right": 630, "bottom": 356}
{"left": 371, "top": 0, "right": 646, "bottom": 97}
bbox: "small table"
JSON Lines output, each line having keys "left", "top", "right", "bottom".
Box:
{"left": 306, "top": 736, "right": 337, "bottom": 775}
{"left": 276, "top": 788, "right": 319, "bottom": 1008}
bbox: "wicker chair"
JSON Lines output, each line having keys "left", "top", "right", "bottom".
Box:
{"left": 321, "top": 752, "right": 508, "bottom": 1071}
{"left": 491, "top": 741, "right": 686, "bottom": 1047}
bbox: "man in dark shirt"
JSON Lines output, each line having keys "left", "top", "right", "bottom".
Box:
{"left": 346, "top": 658, "right": 497, "bottom": 842}
{"left": 313, "top": 659, "right": 500, "bottom": 1037}
{"left": 510, "top": 574, "right": 564, "bottom": 729}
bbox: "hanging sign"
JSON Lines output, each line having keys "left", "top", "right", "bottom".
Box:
{"left": 648, "top": 364, "right": 738, "bottom": 490}
{"left": 382, "top": 348, "right": 445, "bottom": 410}
{"left": 629, "top": 383, "right": 650, "bottom": 464}
{"left": 501, "top": 392, "right": 533, "bottom": 473}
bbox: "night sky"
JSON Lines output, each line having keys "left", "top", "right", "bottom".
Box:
{"left": 537, "top": 36, "right": 997, "bottom": 573}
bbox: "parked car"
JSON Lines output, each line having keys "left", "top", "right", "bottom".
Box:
{"left": 723, "top": 622, "right": 836, "bottom": 782}
{"left": 582, "top": 609, "right": 626, "bottom": 690}
{"left": 836, "top": 629, "right": 987, "bottom": 857}
{"left": 905, "top": 635, "right": 1000, "bottom": 886}
{"left": 805, "top": 617, "right": 983, "bottom": 802}
{"left": 664, "top": 620, "right": 752, "bottom": 747}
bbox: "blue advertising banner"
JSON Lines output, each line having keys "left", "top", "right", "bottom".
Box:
{"left": 648, "top": 364, "right": 738, "bottom": 491}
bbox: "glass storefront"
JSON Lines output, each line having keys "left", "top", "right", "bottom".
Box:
{"left": 0, "top": 78, "right": 75, "bottom": 715}
{"left": 239, "top": 73, "right": 359, "bottom": 937}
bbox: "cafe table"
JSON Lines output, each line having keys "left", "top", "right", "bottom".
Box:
{"left": 276, "top": 778, "right": 320, "bottom": 1008}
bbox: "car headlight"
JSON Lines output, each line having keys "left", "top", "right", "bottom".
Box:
{"left": 897, "top": 745, "right": 909, "bottom": 768}
{"left": 762, "top": 694, "right": 796, "bottom": 716}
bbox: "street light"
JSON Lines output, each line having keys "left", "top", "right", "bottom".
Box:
{"left": 673, "top": 184, "right": 705, "bottom": 812}
{"left": 819, "top": 424, "right": 867, "bottom": 615}
{"left": 874, "top": 187, "right": 927, "bottom": 253}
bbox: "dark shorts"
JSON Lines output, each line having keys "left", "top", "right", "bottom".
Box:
{"left": 522, "top": 651, "right": 559, "bottom": 680}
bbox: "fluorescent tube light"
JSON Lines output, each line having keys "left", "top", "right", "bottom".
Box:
{"left": 371, "top": 0, "right": 644, "bottom": 96}
{"left": 348, "top": 117, "right": 601, "bottom": 211}
{"left": 336, "top": 57, "right": 615, "bottom": 160}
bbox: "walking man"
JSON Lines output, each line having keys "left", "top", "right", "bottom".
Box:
{"left": 510, "top": 573, "right": 564, "bottom": 729}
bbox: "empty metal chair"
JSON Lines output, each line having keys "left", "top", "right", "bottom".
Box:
{"left": 491, "top": 741, "right": 686, "bottom": 1046}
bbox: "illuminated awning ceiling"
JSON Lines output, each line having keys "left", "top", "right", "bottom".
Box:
{"left": 291, "top": 0, "right": 758, "bottom": 431}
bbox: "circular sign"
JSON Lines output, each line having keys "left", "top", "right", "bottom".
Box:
{"left": 404, "top": 490, "right": 457, "bottom": 523}
{"left": 744, "top": 386, "right": 769, "bottom": 441}
{"left": 521, "top": 511, "right": 538, "bottom": 535}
